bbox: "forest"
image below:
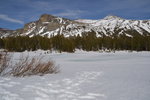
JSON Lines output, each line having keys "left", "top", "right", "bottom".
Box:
{"left": 0, "top": 31, "right": 150, "bottom": 52}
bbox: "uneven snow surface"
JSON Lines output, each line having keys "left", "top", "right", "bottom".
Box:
{"left": 0, "top": 51, "right": 150, "bottom": 100}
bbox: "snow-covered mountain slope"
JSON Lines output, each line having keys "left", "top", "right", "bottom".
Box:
{"left": 76, "top": 15, "right": 150, "bottom": 36}
{"left": 0, "top": 28, "right": 13, "bottom": 37}
{"left": 11, "top": 14, "right": 89, "bottom": 37}
{"left": 1, "top": 14, "right": 150, "bottom": 38}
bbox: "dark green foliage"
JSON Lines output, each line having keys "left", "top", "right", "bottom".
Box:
{"left": 2, "top": 36, "right": 52, "bottom": 52}
{"left": 81, "top": 31, "right": 99, "bottom": 51}
{"left": 0, "top": 31, "right": 150, "bottom": 52}
{"left": 0, "top": 38, "right": 4, "bottom": 49}
{"left": 51, "top": 34, "right": 75, "bottom": 52}
{"left": 74, "top": 34, "right": 82, "bottom": 49}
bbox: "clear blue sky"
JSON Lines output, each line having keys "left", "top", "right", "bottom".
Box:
{"left": 0, "top": 0, "right": 150, "bottom": 30}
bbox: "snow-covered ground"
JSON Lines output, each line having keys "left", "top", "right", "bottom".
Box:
{"left": 0, "top": 51, "right": 150, "bottom": 100}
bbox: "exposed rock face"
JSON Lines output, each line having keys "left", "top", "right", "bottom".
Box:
{"left": 39, "top": 14, "right": 54, "bottom": 22}
{"left": 0, "top": 14, "right": 150, "bottom": 38}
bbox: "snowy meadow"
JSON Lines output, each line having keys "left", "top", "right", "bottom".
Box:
{"left": 0, "top": 50, "right": 150, "bottom": 100}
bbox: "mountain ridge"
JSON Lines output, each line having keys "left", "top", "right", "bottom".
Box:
{"left": 0, "top": 14, "right": 150, "bottom": 38}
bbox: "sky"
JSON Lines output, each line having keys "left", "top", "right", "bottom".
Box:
{"left": 0, "top": 0, "right": 150, "bottom": 30}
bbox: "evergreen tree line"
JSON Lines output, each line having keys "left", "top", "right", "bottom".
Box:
{"left": 0, "top": 31, "right": 150, "bottom": 52}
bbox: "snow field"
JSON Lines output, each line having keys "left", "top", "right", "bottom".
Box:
{"left": 0, "top": 50, "right": 150, "bottom": 100}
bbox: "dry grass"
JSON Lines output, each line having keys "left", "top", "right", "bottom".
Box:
{"left": 0, "top": 52, "right": 59, "bottom": 77}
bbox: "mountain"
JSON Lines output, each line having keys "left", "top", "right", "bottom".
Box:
{"left": 1, "top": 14, "right": 150, "bottom": 38}
{"left": 0, "top": 28, "right": 14, "bottom": 37}
{"left": 76, "top": 15, "right": 150, "bottom": 37}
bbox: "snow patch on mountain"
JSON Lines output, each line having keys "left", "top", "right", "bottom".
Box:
{"left": 75, "top": 19, "right": 98, "bottom": 24}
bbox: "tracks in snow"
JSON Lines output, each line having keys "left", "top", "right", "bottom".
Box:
{"left": 0, "top": 71, "right": 105, "bottom": 100}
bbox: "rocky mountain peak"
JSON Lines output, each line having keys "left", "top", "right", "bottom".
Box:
{"left": 39, "top": 14, "right": 72, "bottom": 25}
{"left": 39, "top": 14, "right": 57, "bottom": 22}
